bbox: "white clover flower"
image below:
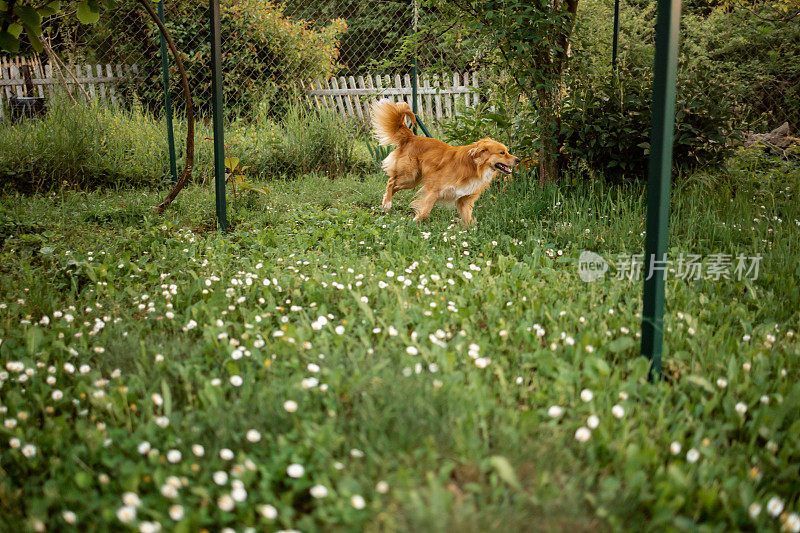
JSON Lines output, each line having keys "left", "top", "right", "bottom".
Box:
{"left": 670, "top": 441, "right": 682, "bottom": 456}
{"left": 716, "top": 378, "right": 728, "bottom": 389}
{"left": 287, "top": 463, "right": 304, "bottom": 478}
{"left": 122, "top": 492, "right": 142, "bottom": 507}
{"left": 686, "top": 448, "right": 700, "bottom": 463}
{"left": 138, "top": 521, "right": 161, "bottom": 533}
{"left": 587, "top": 415, "right": 600, "bottom": 429}
{"left": 335, "top": 325, "right": 345, "bottom": 335}
{"left": 230, "top": 375, "right": 243, "bottom": 387}
{"left": 351, "top": 494, "right": 366, "bottom": 510}
{"left": 21, "top": 444, "right": 37, "bottom": 458}
{"left": 9, "top": 437, "right": 20, "bottom": 449}
{"left": 310, "top": 484, "right": 328, "bottom": 498}
{"left": 213, "top": 471, "right": 229, "bottom": 485}
{"left": 160, "top": 484, "right": 178, "bottom": 499}
{"left": 301, "top": 377, "right": 319, "bottom": 389}
{"left": 735, "top": 402, "right": 748, "bottom": 416}
{"left": 246, "top": 429, "right": 261, "bottom": 443}
{"left": 475, "top": 357, "right": 491, "bottom": 368}
{"left": 168, "top": 505, "right": 184, "bottom": 521}
{"left": 760, "top": 395, "right": 770, "bottom": 405}
{"left": 192, "top": 444, "right": 205, "bottom": 457}
{"left": 117, "top": 505, "right": 136, "bottom": 523}
{"left": 574, "top": 427, "right": 592, "bottom": 443}
{"left": 742, "top": 362, "right": 751, "bottom": 372}
{"left": 611, "top": 404, "right": 625, "bottom": 419}
{"left": 284, "top": 400, "right": 298, "bottom": 413}
{"left": 580, "top": 389, "right": 594, "bottom": 402}
{"left": 166, "top": 450, "right": 182, "bottom": 463}
{"left": 406, "top": 346, "right": 418, "bottom": 356}
{"left": 218, "top": 494, "right": 235, "bottom": 512}
{"left": 62, "top": 511, "right": 77, "bottom": 524}
{"left": 376, "top": 481, "right": 390, "bottom": 494}
{"left": 259, "top": 504, "right": 278, "bottom": 519}
{"left": 767, "top": 496, "right": 784, "bottom": 517}
{"left": 155, "top": 416, "right": 170, "bottom": 428}
{"left": 307, "top": 363, "right": 320, "bottom": 373}
{"left": 231, "top": 486, "right": 247, "bottom": 502}
{"left": 220, "top": 448, "right": 234, "bottom": 461}
{"left": 388, "top": 326, "right": 399, "bottom": 336}
{"left": 748, "top": 502, "right": 762, "bottom": 519}
{"left": 51, "top": 390, "right": 63, "bottom": 401}
{"left": 784, "top": 512, "right": 800, "bottom": 533}
{"left": 151, "top": 393, "right": 164, "bottom": 406}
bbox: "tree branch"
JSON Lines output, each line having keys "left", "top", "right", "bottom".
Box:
{"left": 135, "top": 0, "right": 195, "bottom": 214}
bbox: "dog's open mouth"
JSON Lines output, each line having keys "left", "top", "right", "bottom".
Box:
{"left": 494, "top": 163, "right": 513, "bottom": 175}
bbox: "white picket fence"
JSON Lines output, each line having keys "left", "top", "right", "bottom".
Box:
{"left": 301, "top": 72, "right": 480, "bottom": 122}
{"left": 0, "top": 56, "right": 138, "bottom": 118}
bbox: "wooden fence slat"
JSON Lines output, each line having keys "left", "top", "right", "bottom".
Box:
{"left": 348, "top": 76, "right": 362, "bottom": 120}
{"left": 106, "top": 64, "right": 117, "bottom": 107}
{"left": 433, "top": 74, "right": 442, "bottom": 121}
{"left": 357, "top": 75, "right": 369, "bottom": 118}
{"left": 422, "top": 74, "right": 433, "bottom": 120}
{"left": 295, "top": 71, "right": 480, "bottom": 122}
{"left": 339, "top": 76, "right": 354, "bottom": 117}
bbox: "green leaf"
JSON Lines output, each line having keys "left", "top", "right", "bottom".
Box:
{"left": 161, "top": 379, "right": 173, "bottom": 416}
{"left": 75, "top": 471, "right": 92, "bottom": 489}
{"left": 6, "top": 23, "right": 23, "bottom": 39}
{"left": 489, "top": 455, "right": 521, "bottom": 490}
{"left": 24, "top": 27, "right": 44, "bottom": 52}
{"left": 76, "top": 1, "right": 100, "bottom": 24}
{"left": 13, "top": 5, "right": 42, "bottom": 29}
{"left": 38, "top": 1, "right": 62, "bottom": 17}
{"left": 607, "top": 336, "right": 634, "bottom": 353}
{"left": 686, "top": 375, "right": 715, "bottom": 394}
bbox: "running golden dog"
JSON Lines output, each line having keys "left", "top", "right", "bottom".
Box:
{"left": 371, "top": 99, "right": 519, "bottom": 226}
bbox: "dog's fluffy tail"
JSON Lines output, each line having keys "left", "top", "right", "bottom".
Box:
{"left": 371, "top": 99, "right": 416, "bottom": 147}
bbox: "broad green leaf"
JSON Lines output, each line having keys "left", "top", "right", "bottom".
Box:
{"left": 76, "top": 1, "right": 100, "bottom": 24}
{"left": 13, "top": 5, "right": 42, "bottom": 29}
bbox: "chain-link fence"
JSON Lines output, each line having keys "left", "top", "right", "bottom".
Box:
{"left": 8, "top": 0, "right": 476, "bottom": 125}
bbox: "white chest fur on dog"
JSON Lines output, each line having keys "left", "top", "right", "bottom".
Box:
{"left": 438, "top": 167, "right": 496, "bottom": 204}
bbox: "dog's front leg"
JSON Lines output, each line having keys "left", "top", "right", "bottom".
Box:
{"left": 456, "top": 194, "right": 478, "bottom": 227}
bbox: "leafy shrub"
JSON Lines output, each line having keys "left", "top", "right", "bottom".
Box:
{"left": 559, "top": 0, "right": 737, "bottom": 180}
{"left": 85, "top": 0, "right": 346, "bottom": 118}
{"left": 560, "top": 62, "right": 735, "bottom": 180}
{"left": 0, "top": 97, "right": 209, "bottom": 190}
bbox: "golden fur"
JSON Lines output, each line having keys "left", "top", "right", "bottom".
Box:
{"left": 371, "top": 100, "right": 519, "bottom": 226}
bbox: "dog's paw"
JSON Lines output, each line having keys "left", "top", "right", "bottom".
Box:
{"left": 381, "top": 201, "right": 392, "bottom": 211}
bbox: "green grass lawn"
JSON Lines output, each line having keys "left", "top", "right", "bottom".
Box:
{"left": 1, "top": 151, "right": 799, "bottom": 532}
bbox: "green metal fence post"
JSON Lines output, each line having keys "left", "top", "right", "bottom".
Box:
{"left": 641, "top": 0, "right": 682, "bottom": 380}
{"left": 612, "top": 0, "right": 620, "bottom": 69}
{"left": 157, "top": 0, "right": 178, "bottom": 185}
{"left": 210, "top": 0, "right": 227, "bottom": 232}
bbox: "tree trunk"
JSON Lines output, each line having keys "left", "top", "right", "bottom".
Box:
{"left": 537, "top": 86, "right": 563, "bottom": 186}
{"left": 136, "top": 0, "right": 195, "bottom": 214}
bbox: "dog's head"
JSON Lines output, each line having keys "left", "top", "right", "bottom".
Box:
{"left": 467, "top": 138, "right": 520, "bottom": 176}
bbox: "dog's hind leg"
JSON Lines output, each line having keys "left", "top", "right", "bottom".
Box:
{"left": 382, "top": 168, "right": 419, "bottom": 211}
{"left": 411, "top": 188, "right": 438, "bottom": 222}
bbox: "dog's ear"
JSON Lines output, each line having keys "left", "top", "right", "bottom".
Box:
{"left": 468, "top": 139, "right": 492, "bottom": 164}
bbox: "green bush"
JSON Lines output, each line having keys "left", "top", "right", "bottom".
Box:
{"left": 559, "top": 0, "right": 737, "bottom": 180}
{"left": 84, "top": 0, "right": 346, "bottom": 118}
